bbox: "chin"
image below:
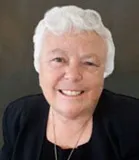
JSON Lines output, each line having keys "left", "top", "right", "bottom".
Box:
{"left": 54, "top": 103, "right": 89, "bottom": 119}
{"left": 59, "top": 110, "right": 81, "bottom": 119}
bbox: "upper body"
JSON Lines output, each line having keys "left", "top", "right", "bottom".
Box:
{"left": 1, "top": 89, "right": 139, "bottom": 160}
{"left": 1, "top": 5, "right": 138, "bottom": 160}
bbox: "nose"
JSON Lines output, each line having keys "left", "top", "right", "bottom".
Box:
{"left": 64, "top": 64, "right": 83, "bottom": 82}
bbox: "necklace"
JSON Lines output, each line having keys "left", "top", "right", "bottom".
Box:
{"left": 52, "top": 111, "right": 91, "bottom": 160}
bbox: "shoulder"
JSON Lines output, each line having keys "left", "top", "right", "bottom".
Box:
{"left": 99, "top": 89, "right": 139, "bottom": 125}
{"left": 2, "top": 93, "right": 48, "bottom": 145}
{"left": 102, "top": 89, "right": 139, "bottom": 104}
{"left": 3, "top": 93, "right": 49, "bottom": 133}
{"left": 3, "top": 93, "right": 48, "bottom": 125}
{"left": 99, "top": 89, "right": 139, "bottom": 116}
{"left": 6, "top": 93, "right": 46, "bottom": 108}
{"left": 98, "top": 89, "right": 139, "bottom": 157}
{"left": 1, "top": 94, "right": 49, "bottom": 157}
{"left": 3, "top": 93, "right": 49, "bottom": 128}
{"left": 4, "top": 93, "right": 48, "bottom": 117}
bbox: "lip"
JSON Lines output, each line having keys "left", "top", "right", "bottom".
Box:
{"left": 58, "top": 89, "right": 85, "bottom": 98}
{"left": 58, "top": 88, "right": 84, "bottom": 91}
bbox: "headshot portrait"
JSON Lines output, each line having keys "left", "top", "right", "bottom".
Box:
{"left": 0, "top": 4, "right": 139, "bottom": 160}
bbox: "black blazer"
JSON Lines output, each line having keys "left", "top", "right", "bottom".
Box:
{"left": 1, "top": 89, "right": 139, "bottom": 160}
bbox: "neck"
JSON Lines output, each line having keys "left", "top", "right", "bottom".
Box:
{"left": 50, "top": 107, "right": 92, "bottom": 130}
{"left": 46, "top": 107, "right": 93, "bottom": 148}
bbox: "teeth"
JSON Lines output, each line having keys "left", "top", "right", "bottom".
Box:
{"left": 61, "top": 90, "right": 82, "bottom": 96}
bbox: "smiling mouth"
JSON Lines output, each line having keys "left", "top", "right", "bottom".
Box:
{"left": 59, "top": 90, "right": 84, "bottom": 96}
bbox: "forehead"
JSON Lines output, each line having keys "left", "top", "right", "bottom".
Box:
{"left": 41, "top": 31, "right": 107, "bottom": 59}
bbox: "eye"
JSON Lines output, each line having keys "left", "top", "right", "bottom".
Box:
{"left": 84, "top": 61, "right": 95, "bottom": 66}
{"left": 52, "top": 57, "right": 65, "bottom": 63}
{"left": 84, "top": 61, "right": 99, "bottom": 67}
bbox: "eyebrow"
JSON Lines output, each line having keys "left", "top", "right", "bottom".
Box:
{"left": 51, "top": 49, "right": 97, "bottom": 57}
{"left": 81, "top": 53, "right": 99, "bottom": 60}
{"left": 50, "top": 48, "right": 67, "bottom": 54}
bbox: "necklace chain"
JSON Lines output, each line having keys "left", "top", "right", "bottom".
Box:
{"left": 52, "top": 111, "right": 91, "bottom": 160}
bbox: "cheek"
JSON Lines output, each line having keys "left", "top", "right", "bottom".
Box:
{"left": 39, "top": 66, "right": 63, "bottom": 92}
{"left": 39, "top": 73, "right": 54, "bottom": 90}
{"left": 89, "top": 79, "right": 104, "bottom": 93}
{"left": 87, "top": 78, "right": 104, "bottom": 103}
{"left": 85, "top": 69, "right": 104, "bottom": 85}
{"left": 85, "top": 72, "right": 104, "bottom": 97}
{"left": 39, "top": 72, "right": 56, "bottom": 104}
{"left": 39, "top": 65, "right": 54, "bottom": 90}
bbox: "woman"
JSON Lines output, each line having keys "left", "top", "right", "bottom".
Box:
{"left": 1, "top": 5, "right": 139, "bottom": 160}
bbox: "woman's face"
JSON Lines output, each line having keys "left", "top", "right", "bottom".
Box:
{"left": 39, "top": 31, "right": 107, "bottom": 118}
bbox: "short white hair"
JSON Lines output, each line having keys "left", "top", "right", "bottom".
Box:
{"left": 33, "top": 5, "right": 115, "bottom": 78}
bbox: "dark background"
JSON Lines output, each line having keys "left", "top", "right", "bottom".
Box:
{"left": 0, "top": 0, "right": 139, "bottom": 147}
